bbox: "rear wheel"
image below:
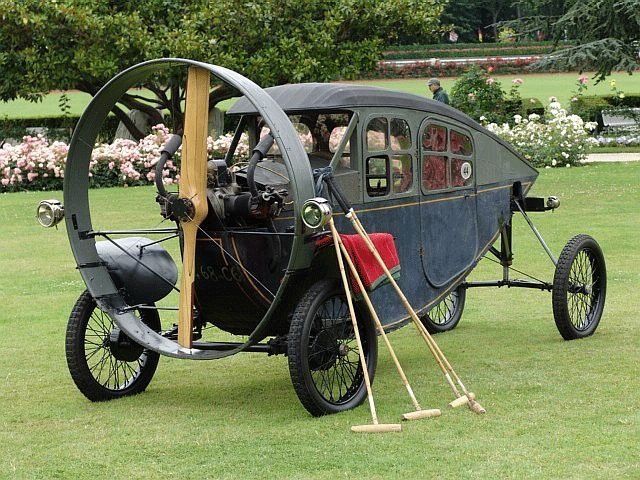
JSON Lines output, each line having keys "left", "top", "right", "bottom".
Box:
{"left": 552, "top": 235, "right": 606, "bottom": 340}
{"left": 66, "top": 290, "right": 161, "bottom": 401}
{"left": 421, "top": 284, "right": 466, "bottom": 334}
{"left": 288, "top": 279, "right": 377, "bottom": 416}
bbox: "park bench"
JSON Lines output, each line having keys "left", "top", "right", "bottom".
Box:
{"left": 601, "top": 107, "right": 640, "bottom": 132}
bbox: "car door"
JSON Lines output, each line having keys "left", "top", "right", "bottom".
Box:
{"left": 418, "top": 118, "right": 478, "bottom": 287}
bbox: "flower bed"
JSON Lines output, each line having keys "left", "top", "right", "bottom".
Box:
{"left": 593, "top": 134, "right": 640, "bottom": 147}
{"left": 484, "top": 101, "right": 598, "bottom": 168}
{"left": 1, "top": 125, "right": 249, "bottom": 193}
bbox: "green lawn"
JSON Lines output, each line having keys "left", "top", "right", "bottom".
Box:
{"left": 1, "top": 162, "right": 638, "bottom": 478}
{"left": 352, "top": 71, "right": 640, "bottom": 109}
{"left": 2, "top": 72, "right": 638, "bottom": 119}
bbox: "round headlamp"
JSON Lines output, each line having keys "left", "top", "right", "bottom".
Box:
{"left": 301, "top": 197, "right": 332, "bottom": 229}
{"left": 36, "top": 199, "right": 64, "bottom": 228}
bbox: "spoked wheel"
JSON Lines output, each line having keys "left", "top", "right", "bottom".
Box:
{"left": 552, "top": 234, "right": 606, "bottom": 340}
{"left": 288, "top": 279, "right": 378, "bottom": 416}
{"left": 66, "top": 290, "right": 161, "bottom": 401}
{"left": 420, "top": 284, "right": 466, "bottom": 334}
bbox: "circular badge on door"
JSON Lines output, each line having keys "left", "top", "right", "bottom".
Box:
{"left": 460, "top": 161, "right": 472, "bottom": 180}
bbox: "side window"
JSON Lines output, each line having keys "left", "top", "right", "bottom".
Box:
{"left": 366, "top": 117, "right": 388, "bottom": 151}
{"left": 450, "top": 158, "right": 473, "bottom": 188}
{"left": 329, "top": 125, "right": 351, "bottom": 169}
{"left": 421, "top": 123, "right": 474, "bottom": 192}
{"left": 422, "top": 125, "right": 447, "bottom": 152}
{"left": 450, "top": 129, "right": 473, "bottom": 156}
{"left": 422, "top": 155, "right": 448, "bottom": 190}
{"left": 450, "top": 128, "right": 473, "bottom": 188}
{"left": 329, "top": 126, "right": 350, "bottom": 154}
{"left": 260, "top": 122, "right": 313, "bottom": 154}
{"left": 392, "top": 154, "right": 412, "bottom": 193}
{"left": 366, "top": 156, "right": 389, "bottom": 197}
{"left": 390, "top": 118, "right": 411, "bottom": 151}
{"left": 365, "top": 116, "right": 414, "bottom": 198}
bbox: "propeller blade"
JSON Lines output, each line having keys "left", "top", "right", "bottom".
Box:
{"left": 178, "top": 67, "right": 210, "bottom": 348}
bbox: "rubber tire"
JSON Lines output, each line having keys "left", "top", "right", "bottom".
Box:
{"left": 66, "top": 290, "right": 161, "bottom": 401}
{"left": 421, "top": 284, "right": 466, "bottom": 334}
{"left": 552, "top": 234, "right": 606, "bottom": 340}
{"left": 288, "top": 279, "right": 378, "bottom": 417}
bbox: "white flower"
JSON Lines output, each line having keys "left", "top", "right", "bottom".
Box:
{"left": 552, "top": 159, "right": 557, "bottom": 166}
{"left": 514, "top": 114, "right": 522, "bottom": 124}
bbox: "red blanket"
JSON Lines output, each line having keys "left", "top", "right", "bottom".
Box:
{"left": 316, "top": 233, "right": 401, "bottom": 295}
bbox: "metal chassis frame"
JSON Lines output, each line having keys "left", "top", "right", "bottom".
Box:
{"left": 463, "top": 203, "right": 554, "bottom": 293}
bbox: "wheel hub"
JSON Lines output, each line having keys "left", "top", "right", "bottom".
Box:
{"left": 109, "top": 327, "right": 144, "bottom": 362}
{"left": 309, "top": 330, "right": 339, "bottom": 371}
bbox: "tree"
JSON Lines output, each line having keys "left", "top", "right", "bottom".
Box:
{"left": 507, "top": 0, "right": 640, "bottom": 81}
{"left": 0, "top": 0, "right": 447, "bottom": 138}
{"left": 441, "top": 0, "right": 516, "bottom": 42}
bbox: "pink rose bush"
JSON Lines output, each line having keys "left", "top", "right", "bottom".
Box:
{"left": 1, "top": 124, "right": 250, "bottom": 192}
{"left": 1, "top": 134, "right": 69, "bottom": 191}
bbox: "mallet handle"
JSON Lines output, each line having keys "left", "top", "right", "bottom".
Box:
{"left": 328, "top": 218, "right": 379, "bottom": 426}
{"left": 336, "top": 234, "right": 422, "bottom": 412}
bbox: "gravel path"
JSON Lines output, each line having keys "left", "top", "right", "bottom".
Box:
{"left": 583, "top": 152, "right": 640, "bottom": 163}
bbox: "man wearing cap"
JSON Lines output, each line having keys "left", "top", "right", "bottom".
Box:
{"left": 427, "top": 78, "right": 449, "bottom": 105}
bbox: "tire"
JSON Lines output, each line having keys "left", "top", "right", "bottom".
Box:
{"left": 65, "top": 290, "right": 161, "bottom": 401}
{"left": 288, "top": 279, "right": 378, "bottom": 417}
{"left": 552, "top": 235, "right": 606, "bottom": 340}
{"left": 421, "top": 284, "right": 466, "bottom": 334}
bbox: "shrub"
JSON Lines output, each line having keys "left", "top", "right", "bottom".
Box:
{"left": 450, "top": 66, "right": 510, "bottom": 123}
{"left": 484, "top": 101, "right": 598, "bottom": 168}
{"left": 0, "top": 116, "right": 120, "bottom": 143}
{"left": 521, "top": 97, "right": 545, "bottom": 117}
{"left": 570, "top": 94, "right": 640, "bottom": 125}
{"left": 0, "top": 125, "right": 250, "bottom": 193}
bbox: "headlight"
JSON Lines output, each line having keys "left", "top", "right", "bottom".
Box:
{"left": 546, "top": 196, "right": 560, "bottom": 210}
{"left": 301, "top": 197, "right": 332, "bottom": 229}
{"left": 36, "top": 199, "right": 64, "bottom": 228}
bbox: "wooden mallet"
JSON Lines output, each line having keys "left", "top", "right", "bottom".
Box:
{"left": 323, "top": 174, "right": 485, "bottom": 415}
{"left": 327, "top": 217, "right": 401, "bottom": 433}
{"left": 332, "top": 230, "right": 441, "bottom": 422}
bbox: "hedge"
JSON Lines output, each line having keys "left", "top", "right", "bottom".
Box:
{"left": 370, "top": 56, "right": 569, "bottom": 79}
{"left": 1, "top": 116, "right": 120, "bottom": 143}
{"left": 570, "top": 94, "right": 640, "bottom": 126}
{"left": 383, "top": 40, "right": 575, "bottom": 60}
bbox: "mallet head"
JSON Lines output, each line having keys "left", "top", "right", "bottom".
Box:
{"left": 448, "top": 392, "right": 476, "bottom": 408}
{"left": 351, "top": 424, "right": 402, "bottom": 433}
{"left": 401, "top": 409, "right": 441, "bottom": 421}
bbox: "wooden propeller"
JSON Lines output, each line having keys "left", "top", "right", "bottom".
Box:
{"left": 178, "top": 67, "right": 210, "bottom": 348}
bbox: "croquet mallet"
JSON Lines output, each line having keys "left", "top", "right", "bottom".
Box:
{"left": 327, "top": 216, "right": 402, "bottom": 433}
{"left": 324, "top": 175, "right": 485, "bottom": 414}
{"left": 332, "top": 228, "right": 441, "bottom": 421}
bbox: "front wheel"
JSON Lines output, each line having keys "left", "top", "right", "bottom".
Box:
{"left": 65, "top": 290, "right": 161, "bottom": 401}
{"left": 552, "top": 235, "right": 606, "bottom": 340}
{"left": 420, "top": 284, "right": 466, "bottom": 334}
{"left": 288, "top": 279, "right": 377, "bottom": 417}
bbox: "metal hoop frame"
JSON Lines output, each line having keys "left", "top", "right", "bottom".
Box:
{"left": 63, "top": 59, "right": 316, "bottom": 359}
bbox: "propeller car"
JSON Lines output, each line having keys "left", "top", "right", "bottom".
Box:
{"left": 38, "top": 59, "right": 606, "bottom": 416}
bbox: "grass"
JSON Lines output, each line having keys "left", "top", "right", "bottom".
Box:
{"left": 1, "top": 162, "right": 639, "bottom": 478}
{"left": 351, "top": 72, "right": 640, "bottom": 109}
{"left": 0, "top": 91, "right": 93, "bottom": 119}
{"left": 2, "top": 72, "right": 638, "bottom": 120}
{"left": 592, "top": 145, "right": 640, "bottom": 154}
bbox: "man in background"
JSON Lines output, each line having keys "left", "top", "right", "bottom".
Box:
{"left": 427, "top": 78, "right": 449, "bottom": 104}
